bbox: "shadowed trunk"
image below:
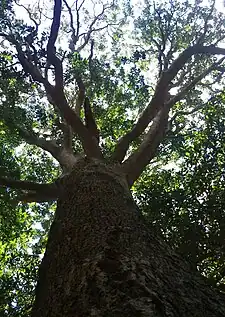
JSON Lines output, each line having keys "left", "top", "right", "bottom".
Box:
{"left": 31, "top": 158, "right": 225, "bottom": 317}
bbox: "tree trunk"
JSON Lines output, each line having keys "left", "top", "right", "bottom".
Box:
{"left": 31, "top": 158, "right": 225, "bottom": 317}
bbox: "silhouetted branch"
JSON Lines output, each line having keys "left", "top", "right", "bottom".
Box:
{"left": 47, "top": 0, "right": 63, "bottom": 89}
{"left": 112, "top": 44, "right": 225, "bottom": 163}
{"left": 76, "top": 1, "right": 115, "bottom": 52}
{"left": 63, "top": 0, "right": 77, "bottom": 51}
{"left": 196, "top": 0, "right": 215, "bottom": 44}
{"left": 15, "top": 0, "right": 40, "bottom": 32}
{"left": 166, "top": 56, "right": 225, "bottom": 108}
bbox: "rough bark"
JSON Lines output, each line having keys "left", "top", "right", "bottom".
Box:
{"left": 32, "top": 158, "right": 225, "bottom": 317}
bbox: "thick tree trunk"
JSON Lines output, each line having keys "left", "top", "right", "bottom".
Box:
{"left": 31, "top": 159, "right": 225, "bottom": 317}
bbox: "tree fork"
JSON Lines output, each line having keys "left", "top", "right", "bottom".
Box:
{"left": 31, "top": 159, "right": 225, "bottom": 317}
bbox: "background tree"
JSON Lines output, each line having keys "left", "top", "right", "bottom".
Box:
{"left": 1, "top": 0, "right": 225, "bottom": 316}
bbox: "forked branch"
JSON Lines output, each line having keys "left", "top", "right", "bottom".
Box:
{"left": 76, "top": 1, "right": 115, "bottom": 52}
{"left": 112, "top": 44, "right": 225, "bottom": 163}
{"left": 63, "top": 0, "right": 81, "bottom": 50}
{"left": 0, "top": 29, "right": 102, "bottom": 159}
{"left": 166, "top": 56, "right": 225, "bottom": 109}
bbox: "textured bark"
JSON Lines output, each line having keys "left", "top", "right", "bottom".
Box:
{"left": 32, "top": 158, "right": 225, "bottom": 317}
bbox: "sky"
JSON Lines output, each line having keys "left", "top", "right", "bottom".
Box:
{"left": 14, "top": 0, "right": 225, "bottom": 23}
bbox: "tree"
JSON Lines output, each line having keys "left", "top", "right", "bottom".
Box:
{"left": 1, "top": 0, "right": 225, "bottom": 315}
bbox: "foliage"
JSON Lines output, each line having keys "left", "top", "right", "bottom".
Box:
{"left": 134, "top": 92, "right": 225, "bottom": 289}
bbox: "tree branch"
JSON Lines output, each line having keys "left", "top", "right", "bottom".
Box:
{"left": 169, "top": 94, "right": 220, "bottom": 125}
{"left": 166, "top": 56, "right": 225, "bottom": 108}
{"left": 0, "top": 31, "right": 102, "bottom": 159}
{"left": 75, "top": 75, "right": 85, "bottom": 117}
{"left": 46, "top": 0, "right": 64, "bottom": 89}
{"left": 122, "top": 106, "right": 170, "bottom": 187}
{"left": 112, "top": 44, "right": 225, "bottom": 163}
{"left": 14, "top": 0, "right": 40, "bottom": 32}
{"left": 63, "top": 0, "right": 76, "bottom": 38}
{"left": 59, "top": 121, "right": 73, "bottom": 151}
{"left": 196, "top": 0, "right": 215, "bottom": 45}
{"left": 18, "top": 127, "right": 61, "bottom": 158}
{"left": 84, "top": 97, "right": 99, "bottom": 142}
{"left": 0, "top": 177, "right": 59, "bottom": 203}
{"left": 48, "top": 85, "right": 103, "bottom": 158}
{"left": 76, "top": 1, "right": 115, "bottom": 52}
{"left": 166, "top": 45, "right": 225, "bottom": 82}
{"left": 0, "top": 177, "right": 56, "bottom": 192}
{"left": 88, "top": 39, "right": 94, "bottom": 81}
{"left": 18, "top": 191, "right": 58, "bottom": 203}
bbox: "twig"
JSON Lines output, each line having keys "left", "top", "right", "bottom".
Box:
{"left": 14, "top": 0, "right": 40, "bottom": 32}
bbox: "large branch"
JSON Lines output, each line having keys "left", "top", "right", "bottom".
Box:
{"left": 169, "top": 93, "right": 222, "bottom": 126}
{"left": 19, "top": 123, "right": 80, "bottom": 173}
{"left": 84, "top": 97, "right": 100, "bottom": 142}
{"left": 166, "top": 56, "right": 225, "bottom": 109}
{"left": 63, "top": 0, "right": 78, "bottom": 51}
{"left": 46, "top": 0, "right": 63, "bottom": 89}
{"left": 0, "top": 177, "right": 55, "bottom": 192}
{"left": 75, "top": 75, "right": 85, "bottom": 116}
{"left": 18, "top": 126, "right": 61, "bottom": 157}
{"left": 0, "top": 31, "right": 103, "bottom": 159}
{"left": 59, "top": 121, "right": 73, "bottom": 151}
{"left": 45, "top": 82, "right": 103, "bottom": 159}
{"left": 122, "top": 106, "right": 170, "bottom": 187}
{"left": 166, "top": 45, "right": 225, "bottom": 82}
{"left": 48, "top": 85, "right": 103, "bottom": 158}
{"left": 112, "top": 44, "right": 225, "bottom": 163}
{"left": 18, "top": 191, "right": 58, "bottom": 203}
{"left": 0, "top": 177, "right": 59, "bottom": 203}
